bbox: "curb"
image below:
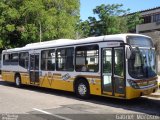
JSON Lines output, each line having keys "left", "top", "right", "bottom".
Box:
{"left": 147, "top": 94, "right": 160, "bottom": 98}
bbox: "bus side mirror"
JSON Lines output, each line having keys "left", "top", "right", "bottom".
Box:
{"left": 126, "top": 47, "right": 131, "bottom": 59}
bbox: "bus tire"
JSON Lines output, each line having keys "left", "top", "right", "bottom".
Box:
{"left": 75, "top": 79, "right": 90, "bottom": 99}
{"left": 15, "top": 75, "right": 21, "bottom": 87}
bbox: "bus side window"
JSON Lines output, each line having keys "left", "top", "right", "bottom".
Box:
{"left": 19, "top": 52, "right": 29, "bottom": 69}
{"left": 10, "top": 53, "right": 19, "bottom": 65}
{"left": 3, "top": 54, "right": 10, "bottom": 65}
{"left": 56, "top": 47, "right": 74, "bottom": 71}
{"left": 75, "top": 45, "right": 99, "bottom": 72}
{"left": 41, "top": 49, "right": 55, "bottom": 71}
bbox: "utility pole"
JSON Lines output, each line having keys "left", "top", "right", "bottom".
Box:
{"left": 39, "top": 21, "right": 42, "bottom": 42}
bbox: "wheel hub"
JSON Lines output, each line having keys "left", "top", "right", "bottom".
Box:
{"left": 16, "top": 77, "right": 20, "bottom": 86}
{"left": 78, "top": 83, "right": 87, "bottom": 96}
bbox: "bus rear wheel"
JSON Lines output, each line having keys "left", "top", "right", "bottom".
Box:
{"left": 75, "top": 80, "right": 90, "bottom": 99}
{"left": 15, "top": 75, "right": 21, "bottom": 87}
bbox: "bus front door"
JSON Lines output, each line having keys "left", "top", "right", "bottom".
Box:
{"left": 29, "top": 54, "right": 40, "bottom": 85}
{"left": 102, "top": 47, "right": 125, "bottom": 97}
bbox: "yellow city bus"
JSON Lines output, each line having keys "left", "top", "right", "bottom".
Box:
{"left": 1, "top": 34, "right": 158, "bottom": 99}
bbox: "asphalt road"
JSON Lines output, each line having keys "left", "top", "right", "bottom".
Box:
{"left": 0, "top": 80, "right": 160, "bottom": 120}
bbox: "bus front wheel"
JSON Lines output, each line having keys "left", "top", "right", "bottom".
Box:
{"left": 15, "top": 75, "right": 21, "bottom": 87}
{"left": 75, "top": 80, "right": 90, "bottom": 99}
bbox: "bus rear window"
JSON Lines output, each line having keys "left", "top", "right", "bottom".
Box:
{"left": 127, "top": 36, "right": 153, "bottom": 47}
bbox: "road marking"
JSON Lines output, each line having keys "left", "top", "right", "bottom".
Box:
{"left": 33, "top": 108, "right": 72, "bottom": 120}
{"left": 33, "top": 108, "right": 52, "bottom": 115}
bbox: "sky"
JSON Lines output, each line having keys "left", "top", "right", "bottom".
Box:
{"left": 80, "top": 0, "right": 160, "bottom": 21}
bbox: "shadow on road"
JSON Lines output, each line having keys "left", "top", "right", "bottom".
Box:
{"left": 0, "top": 80, "right": 159, "bottom": 115}
{"left": 0, "top": 80, "right": 15, "bottom": 86}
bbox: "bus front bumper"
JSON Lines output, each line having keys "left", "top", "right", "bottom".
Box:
{"left": 126, "top": 85, "right": 158, "bottom": 99}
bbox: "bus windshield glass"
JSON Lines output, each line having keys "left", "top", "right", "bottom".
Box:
{"left": 127, "top": 36, "right": 156, "bottom": 79}
{"left": 127, "top": 36, "right": 153, "bottom": 47}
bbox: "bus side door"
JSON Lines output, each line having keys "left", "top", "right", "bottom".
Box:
{"left": 29, "top": 54, "right": 40, "bottom": 85}
{"left": 102, "top": 47, "right": 125, "bottom": 97}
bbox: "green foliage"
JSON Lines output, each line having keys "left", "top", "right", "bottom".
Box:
{"left": 75, "top": 20, "right": 91, "bottom": 38}
{"left": 78, "top": 4, "right": 142, "bottom": 37}
{"left": 126, "top": 12, "right": 144, "bottom": 32}
{"left": 0, "top": 0, "right": 80, "bottom": 48}
{"left": 6, "top": 24, "right": 15, "bottom": 32}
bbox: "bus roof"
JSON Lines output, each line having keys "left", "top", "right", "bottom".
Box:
{"left": 2, "top": 34, "right": 151, "bottom": 53}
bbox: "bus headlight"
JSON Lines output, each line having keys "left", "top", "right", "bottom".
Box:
{"left": 127, "top": 79, "right": 139, "bottom": 89}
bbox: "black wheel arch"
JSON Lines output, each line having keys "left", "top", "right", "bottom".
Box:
{"left": 14, "top": 72, "right": 21, "bottom": 81}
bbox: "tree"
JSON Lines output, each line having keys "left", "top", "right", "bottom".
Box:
{"left": 75, "top": 20, "right": 91, "bottom": 38}
{"left": 126, "top": 12, "right": 143, "bottom": 32}
{"left": 0, "top": 0, "right": 80, "bottom": 48}
{"left": 78, "top": 4, "right": 143, "bottom": 37}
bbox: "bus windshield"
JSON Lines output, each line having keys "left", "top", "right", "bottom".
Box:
{"left": 127, "top": 36, "right": 156, "bottom": 79}
{"left": 127, "top": 36, "right": 153, "bottom": 47}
